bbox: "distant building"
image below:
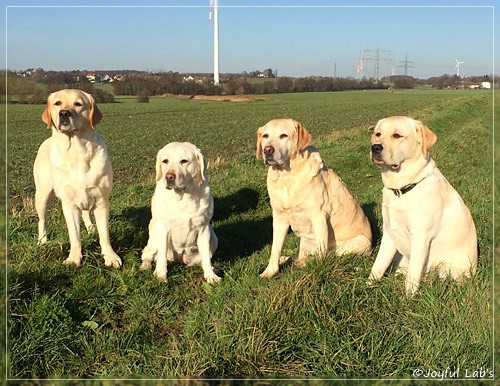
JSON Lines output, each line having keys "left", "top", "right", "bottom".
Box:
{"left": 256, "top": 69, "right": 275, "bottom": 78}
{"left": 480, "top": 81, "right": 491, "bottom": 89}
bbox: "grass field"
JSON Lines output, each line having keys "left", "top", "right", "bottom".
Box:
{"left": 6, "top": 90, "right": 495, "bottom": 381}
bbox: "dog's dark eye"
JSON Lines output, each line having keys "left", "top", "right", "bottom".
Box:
{"left": 162, "top": 159, "right": 169, "bottom": 164}
{"left": 54, "top": 101, "right": 62, "bottom": 106}
{"left": 279, "top": 134, "right": 288, "bottom": 139}
{"left": 262, "top": 134, "right": 269, "bottom": 139}
{"left": 74, "top": 102, "right": 82, "bottom": 107}
{"left": 375, "top": 132, "right": 381, "bottom": 137}
{"left": 180, "top": 159, "right": 189, "bottom": 165}
{"left": 392, "top": 133, "right": 403, "bottom": 139}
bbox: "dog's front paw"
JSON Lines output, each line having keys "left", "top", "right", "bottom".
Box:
{"left": 260, "top": 267, "right": 278, "bottom": 278}
{"left": 37, "top": 236, "right": 48, "bottom": 245}
{"left": 154, "top": 269, "right": 168, "bottom": 283}
{"left": 293, "top": 256, "right": 310, "bottom": 268}
{"left": 104, "top": 253, "right": 122, "bottom": 269}
{"left": 366, "top": 271, "right": 382, "bottom": 287}
{"left": 205, "top": 272, "right": 221, "bottom": 284}
{"left": 64, "top": 255, "right": 82, "bottom": 267}
{"left": 278, "top": 255, "right": 291, "bottom": 265}
{"left": 140, "top": 259, "right": 152, "bottom": 271}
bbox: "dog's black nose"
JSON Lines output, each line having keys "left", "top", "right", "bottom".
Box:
{"left": 59, "top": 110, "right": 71, "bottom": 119}
{"left": 371, "top": 144, "right": 383, "bottom": 155}
{"left": 264, "top": 146, "right": 275, "bottom": 155}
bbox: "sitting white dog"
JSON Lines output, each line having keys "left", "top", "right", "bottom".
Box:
{"left": 369, "top": 116, "right": 477, "bottom": 296}
{"left": 140, "top": 142, "right": 221, "bottom": 284}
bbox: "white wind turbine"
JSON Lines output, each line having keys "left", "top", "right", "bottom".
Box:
{"left": 455, "top": 58, "right": 464, "bottom": 77}
{"left": 209, "top": 0, "right": 219, "bottom": 85}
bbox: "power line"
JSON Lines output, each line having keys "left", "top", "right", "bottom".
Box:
{"left": 362, "top": 47, "right": 392, "bottom": 80}
{"left": 397, "top": 53, "right": 415, "bottom": 76}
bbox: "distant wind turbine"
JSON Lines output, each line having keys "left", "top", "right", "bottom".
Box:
{"left": 455, "top": 58, "right": 464, "bottom": 77}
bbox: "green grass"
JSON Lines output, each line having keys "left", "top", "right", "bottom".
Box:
{"left": 6, "top": 90, "right": 493, "bottom": 380}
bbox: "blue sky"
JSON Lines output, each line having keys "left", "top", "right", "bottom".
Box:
{"left": 2, "top": 1, "right": 496, "bottom": 79}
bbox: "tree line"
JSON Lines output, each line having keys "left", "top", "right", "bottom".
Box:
{"left": 112, "top": 72, "right": 389, "bottom": 96}
{"left": 3, "top": 69, "right": 495, "bottom": 104}
{"left": 2, "top": 71, "right": 115, "bottom": 104}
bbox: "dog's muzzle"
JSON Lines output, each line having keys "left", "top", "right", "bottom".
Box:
{"left": 164, "top": 172, "right": 185, "bottom": 191}
{"left": 371, "top": 144, "right": 399, "bottom": 170}
{"left": 370, "top": 144, "right": 384, "bottom": 165}
{"left": 58, "top": 110, "right": 75, "bottom": 131}
{"left": 264, "top": 146, "right": 275, "bottom": 156}
{"left": 263, "top": 146, "right": 279, "bottom": 165}
{"left": 371, "top": 144, "right": 383, "bottom": 155}
{"left": 165, "top": 172, "right": 176, "bottom": 189}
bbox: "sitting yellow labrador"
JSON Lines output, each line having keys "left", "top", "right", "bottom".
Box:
{"left": 369, "top": 116, "right": 477, "bottom": 296}
{"left": 141, "top": 142, "right": 221, "bottom": 284}
{"left": 256, "top": 119, "right": 372, "bottom": 278}
{"left": 33, "top": 89, "right": 122, "bottom": 268}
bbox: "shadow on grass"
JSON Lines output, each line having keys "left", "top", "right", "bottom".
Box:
{"left": 214, "top": 187, "right": 272, "bottom": 262}
{"left": 9, "top": 267, "right": 73, "bottom": 301}
{"left": 362, "top": 201, "right": 380, "bottom": 246}
{"left": 115, "top": 206, "right": 151, "bottom": 251}
{"left": 214, "top": 217, "right": 272, "bottom": 263}
{"left": 213, "top": 187, "right": 261, "bottom": 222}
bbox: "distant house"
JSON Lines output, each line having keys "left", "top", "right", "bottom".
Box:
{"left": 262, "top": 68, "right": 275, "bottom": 78}
{"left": 256, "top": 69, "right": 275, "bottom": 78}
{"left": 101, "top": 74, "right": 113, "bottom": 83}
{"left": 182, "top": 75, "right": 195, "bottom": 83}
{"left": 480, "top": 81, "right": 491, "bottom": 89}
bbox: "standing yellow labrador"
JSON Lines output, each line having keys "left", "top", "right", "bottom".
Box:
{"left": 33, "top": 89, "right": 122, "bottom": 268}
{"left": 256, "top": 119, "right": 372, "bottom": 278}
{"left": 369, "top": 116, "right": 477, "bottom": 296}
{"left": 140, "top": 142, "right": 220, "bottom": 284}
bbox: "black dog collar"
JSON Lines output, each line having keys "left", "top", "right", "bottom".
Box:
{"left": 390, "top": 177, "right": 426, "bottom": 197}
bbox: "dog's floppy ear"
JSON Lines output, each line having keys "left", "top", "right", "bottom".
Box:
{"left": 41, "top": 95, "right": 53, "bottom": 129}
{"left": 196, "top": 147, "right": 207, "bottom": 182}
{"left": 87, "top": 93, "right": 102, "bottom": 129}
{"left": 155, "top": 150, "right": 164, "bottom": 181}
{"left": 293, "top": 120, "right": 312, "bottom": 150}
{"left": 256, "top": 126, "right": 264, "bottom": 159}
{"left": 415, "top": 120, "right": 437, "bottom": 158}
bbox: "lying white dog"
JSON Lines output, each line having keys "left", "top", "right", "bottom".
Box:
{"left": 369, "top": 116, "right": 477, "bottom": 296}
{"left": 33, "top": 89, "right": 122, "bottom": 268}
{"left": 141, "top": 142, "right": 221, "bottom": 284}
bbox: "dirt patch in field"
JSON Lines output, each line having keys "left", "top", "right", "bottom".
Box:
{"left": 166, "top": 94, "right": 270, "bottom": 102}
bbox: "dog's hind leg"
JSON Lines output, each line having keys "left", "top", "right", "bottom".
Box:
{"left": 141, "top": 218, "right": 158, "bottom": 270}
{"left": 35, "top": 188, "right": 55, "bottom": 244}
{"left": 34, "top": 138, "right": 54, "bottom": 244}
{"left": 82, "top": 210, "right": 94, "bottom": 232}
{"left": 336, "top": 234, "right": 372, "bottom": 256}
